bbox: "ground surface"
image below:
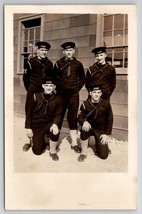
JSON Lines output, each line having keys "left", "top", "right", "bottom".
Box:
{"left": 14, "top": 117, "right": 128, "bottom": 173}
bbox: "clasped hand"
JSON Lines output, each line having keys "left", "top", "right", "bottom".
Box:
{"left": 26, "top": 129, "right": 33, "bottom": 138}
{"left": 82, "top": 121, "right": 91, "bottom": 132}
{"left": 50, "top": 124, "right": 59, "bottom": 135}
{"left": 100, "top": 134, "right": 109, "bottom": 145}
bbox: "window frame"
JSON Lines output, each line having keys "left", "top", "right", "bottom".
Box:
{"left": 103, "top": 14, "right": 128, "bottom": 74}
{"left": 16, "top": 14, "right": 44, "bottom": 74}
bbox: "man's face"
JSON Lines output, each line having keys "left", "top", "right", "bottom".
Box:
{"left": 95, "top": 52, "right": 107, "bottom": 65}
{"left": 63, "top": 48, "right": 75, "bottom": 59}
{"left": 42, "top": 84, "right": 55, "bottom": 94}
{"left": 90, "top": 90, "right": 102, "bottom": 102}
{"left": 37, "top": 48, "right": 48, "bottom": 59}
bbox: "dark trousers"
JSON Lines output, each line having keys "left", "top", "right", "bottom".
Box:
{"left": 80, "top": 128, "right": 109, "bottom": 159}
{"left": 32, "top": 123, "right": 59, "bottom": 155}
{"left": 59, "top": 92, "right": 79, "bottom": 130}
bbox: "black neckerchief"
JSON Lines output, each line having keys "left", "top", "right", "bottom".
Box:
{"left": 86, "top": 98, "right": 102, "bottom": 120}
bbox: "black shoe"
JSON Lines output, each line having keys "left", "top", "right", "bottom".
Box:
{"left": 23, "top": 143, "right": 31, "bottom": 152}
{"left": 78, "top": 154, "right": 87, "bottom": 162}
{"left": 50, "top": 153, "right": 59, "bottom": 161}
{"left": 71, "top": 145, "right": 81, "bottom": 153}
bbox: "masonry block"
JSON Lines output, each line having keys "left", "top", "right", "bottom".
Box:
{"left": 14, "top": 77, "right": 20, "bottom": 87}
{"left": 111, "top": 103, "right": 128, "bottom": 117}
{"left": 115, "top": 80, "right": 128, "bottom": 93}
{"left": 89, "top": 34, "right": 97, "bottom": 47}
{"left": 45, "top": 18, "right": 70, "bottom": 31}
{"left": 113, "top": 115, "right": 128, "bottom": 129}
{"left": 45, "top": 24, "right": 96, "bottom": 40}
{"left": 70, "top": 14, "right": 90, "bottom": 27}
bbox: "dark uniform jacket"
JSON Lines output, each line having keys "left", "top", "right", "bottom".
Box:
{"left": 23, "top": 56, "right": 53, "bottom": 92}
{"left": 25, "top": 92, "right": 62, "bottom": 130}
{"left": 85, "top": 63, "right": 116, "bottom": 99}
{"left": 54, "top": 57, "right": 85, "bottom": 93}
{"left": 78, "top": 98, "right": 113, "bottom": 135}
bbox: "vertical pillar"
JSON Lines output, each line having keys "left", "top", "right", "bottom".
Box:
{"left": 96, "top": 14, "right": 104, "bottom": 47}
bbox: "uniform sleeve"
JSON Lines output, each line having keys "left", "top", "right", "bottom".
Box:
{"left": 104, "top": 102, "right": 113, "bottom": 135}
{"left": 78, "top": 103, "right": 86, "bottom": 126}
{"left": 85, "top": 68, "right": 91, "bottom": 92}
{"left": 53, "top": 62, "right": 60, "bottom": 88}
{"left": 110, "top": 67, "right": 116, "bottom": 95}
{"left": 25, "top": 95, "right": 35, "bottom": 129}
{"left": 23, "top": 60, "right": 32, "bottom": 91}
{"left": 78, "top": 63, "right": 85, "bottom": 90}
{"left": 53, "top": 97, "right": 62, "bottom": 126}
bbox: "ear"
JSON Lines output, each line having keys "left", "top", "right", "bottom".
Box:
{"left": 89, "top": 91, "right": 92, "bottom": 96}
{"left": 72, "top": 49, "right": 75, "bottom": 54}
{"left": 104, "top": 53, "right": 107, "bottom": 57}
{"left": 42, "top": 84, "right": 45, "bottom": 89}
{"left": 63, "top": 50, "right": 66, "bottom": 55}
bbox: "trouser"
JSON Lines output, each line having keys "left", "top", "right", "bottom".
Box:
{"left": 32, "top": 123, "right": 59, "bottom": 155}
{"left": 59, "top": 91, "right": 79, "bottom": 130}
{"left": 80, "top": 128, "right": 109, "bottom": 159}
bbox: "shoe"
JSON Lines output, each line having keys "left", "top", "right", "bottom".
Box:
{"left": 71, "top": 145, "right": 81, "bottom": 153}
{"left": 50, "top": 153, "right": 59, "bottom": 161}
{"left": 78, "top": 154, "right": 87, "bottom": 162}
{"left": 23, "top": 143, "right": 31, "bottom": 152}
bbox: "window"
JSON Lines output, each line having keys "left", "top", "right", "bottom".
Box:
{"left": 103, "top": 14, "right": 128, "bottom": 68}
{"left": 20, "top": 17, "right": 41, "bottom": 73}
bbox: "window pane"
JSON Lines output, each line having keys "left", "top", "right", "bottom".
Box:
{"left": 114, "top": 35, "right": 123, "bottom": 46}
{"left": 35, "top": 27, "right": 40, "bottom": 40}
{"left": 124, "top": 51, "right": 128, "bottom": 67}
{"left": 104, "top": 37, "right": 112, "bottom": 46}
{"left": 114, "top": 14, "right": 124, "bottom": 29}
{"left": 23, "top": 29, "right": 28, "bottom": 40}
{"left": 104, "top": 15, "right": 113, "bottom": 31}
{"left": 113, "top": 52, "right": 123, "bottom": 67}
{"left": 114, "top": 47, "right": 123, "bottom": 52}
{"left": 23, "top": 41, "right": 28, "bottom": 52}
{"left": 29, "top": 28, "right": 34, "bottom": 40}
{"left": 114, "top": 30, "right": 123, "bottom": 36}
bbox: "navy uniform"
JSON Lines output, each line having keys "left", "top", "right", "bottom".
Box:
{"left": 23, "top": 41, "right": 54, "bottom": 112}
{"left": 54, "top": 42, "right": 85, "bottom": 153}
{"left": 78, "top": 85, "right": 113, "bottom": 161}
{"left": 25, "top": 78, "right": 62, "bottom": 160}
{"left": 85, "top": 47, "right": 116, "bottom": 100}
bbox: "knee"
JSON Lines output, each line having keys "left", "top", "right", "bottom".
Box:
{"left": 32, "top": 147, "right": 43, "bottom": 155}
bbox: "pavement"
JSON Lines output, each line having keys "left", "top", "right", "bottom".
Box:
{"left": 14, "top": 117, "right": 128, "bottom": 173}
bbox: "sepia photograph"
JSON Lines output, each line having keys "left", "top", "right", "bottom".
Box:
{"left": 4, "top": 5, "right": 137, "bottom": 210}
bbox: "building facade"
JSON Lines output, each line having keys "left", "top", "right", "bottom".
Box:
{"left": 14, "top": 13, "right": 128, "bottom": 140}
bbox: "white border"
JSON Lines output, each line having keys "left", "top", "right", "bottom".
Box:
{"left": 4, "top": 4, "right": 137, "bottom": 210}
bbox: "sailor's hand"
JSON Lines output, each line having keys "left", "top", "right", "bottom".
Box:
{"left": 100, "top": 134, "right": 109, "bottom": 145}
{"left": 26, "top": 129, "right": 33, "bottom": 138}
{"left": 50, "top": 124, "right": 59, "bottom": 135}
{"left": 82, "top": 121, "right": 91, "bottom": 132}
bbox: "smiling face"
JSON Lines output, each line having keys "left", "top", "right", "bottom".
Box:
{"left": 63, "top": 48, "right": 75, "bottom": 59}
{"left": 95, "top": 52, "right": 107, "bottom": 65}
{"left": 90, "top": 89, "right": 102, "bottom": 102}
{"left": 42, "top": 83, "right": 56, "bottom": 94}
{"left": 37, "top": 47, "right": 49, "bottom": 59}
